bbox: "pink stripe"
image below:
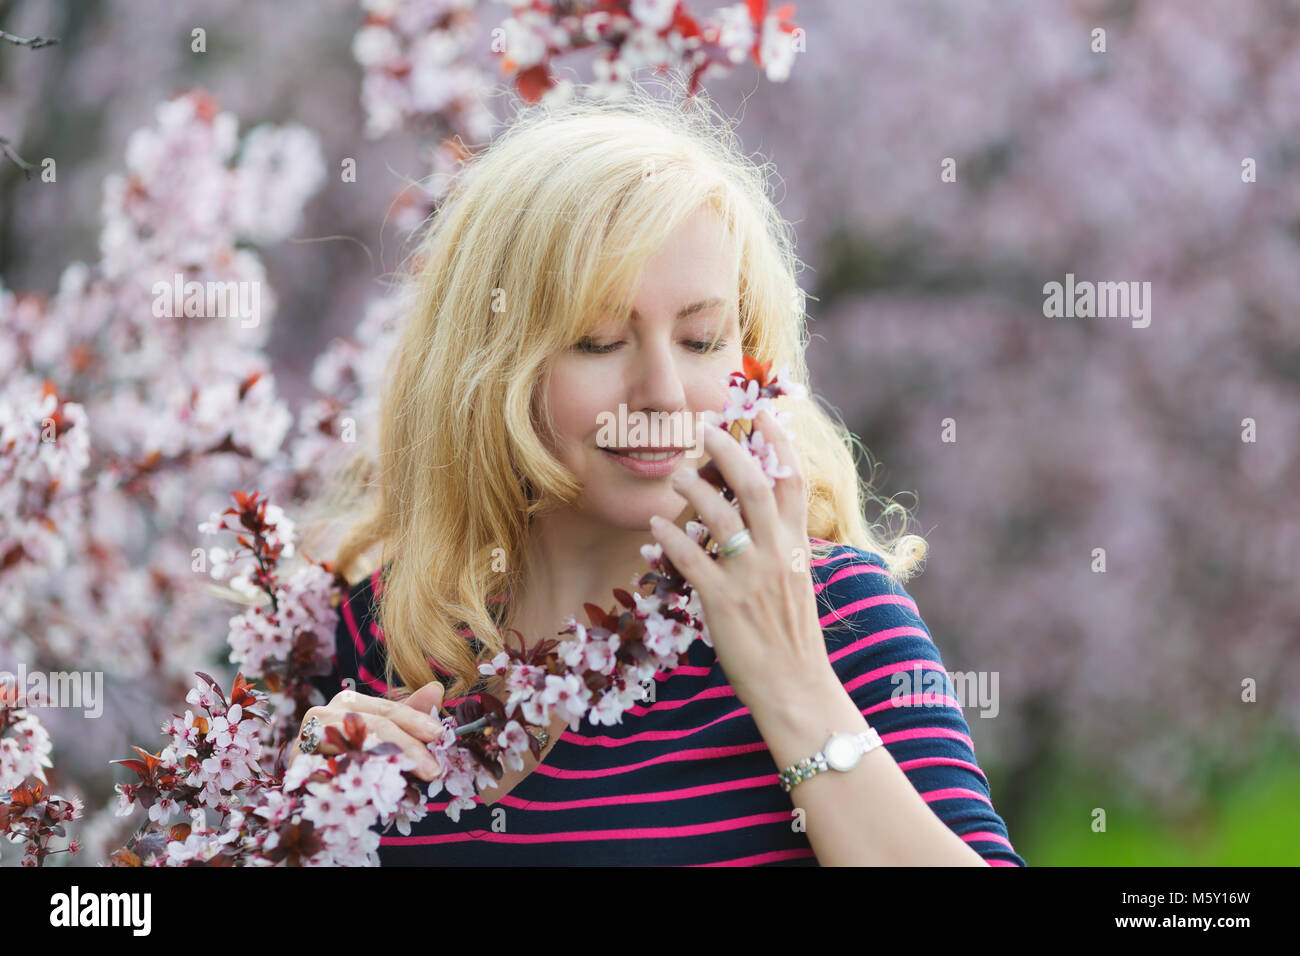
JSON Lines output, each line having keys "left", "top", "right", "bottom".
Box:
{"left": 843, "top": 658, "right": 946, "bottom": 695}
{"left": 381, "top": 810, "right": 792, "bottom": 846}
{"left": 448, "top": 773, "right": 782, "bottom": 812}
{"left": 690, "top": 847, "right": 816, "bottom": 866}
{"left": 656, "top": 663, "right": 711, "bottom": 678}
{"left": 896, "top": 755, "right": 989, "bottom": 782}
{"left": 807, "top": 538, "right": 842, "bottom": 567}
{"left": 827, "top": 626, "right": 933, "bottom": 665}
{"left": 920, "top": 786, "right": 993, "bottom": 808}
{"left": 820, "top": 592, "right": 920, "bottom": 627}
{"left": 988, "top": 858, "right": 1021, "bottom": 867}
{"left": 960, "top": 830, "right": 1014, "bottom": 850}
{"left": 358, "top": 665, "right": 388, "bottom": 694}
{"left": 533, "top": 741, "right": 770, "bottom": 779}
{"left": 617, "top": 684, "right": 735, "bottom": 719}
{"left": 879, "top": 724, "right": 976, "bottom": 752}
{"left": 370, "top": 567, "right": 383, "bottom": 596}
{"left": 369, "top": 621, "right": 387, "bottom": 645}
{"left": 563, "top": 704, "right": 754, "bottom": 746}
{"left": 813, "top": 561, "right": 886, "bottom": 594}
{"left": 341, "top": 597, "right": 366, "bottom": 655}
{"left": 864, "top": 692, "right": 961, "bottom": 713}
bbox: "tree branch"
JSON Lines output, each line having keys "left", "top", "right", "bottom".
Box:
{"left": 0, "top": 28, "right": 59, "bottom": 48}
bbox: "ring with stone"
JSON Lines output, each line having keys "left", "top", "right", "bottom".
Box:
{"left": 298, "top": 715, "right": 323, "bottom": 754}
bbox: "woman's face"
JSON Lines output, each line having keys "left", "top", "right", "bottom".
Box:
{"left": 538, "top": 207, "right": 745, "bottom": 531}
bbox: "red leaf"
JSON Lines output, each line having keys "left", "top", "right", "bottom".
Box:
{"left": 111, "top": 759, "right": 150, "bottom": 778}
{"left": 741, "top": 355, "right": 774, "bottom": 385}
{"left": 515, "top": 64, "right": 552, "bottom": 105}
{"left": 583, "top": 602, "right": 610, "bottom": 627}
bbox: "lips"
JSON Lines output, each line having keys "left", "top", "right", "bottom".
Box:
{"left": 600, "top": 447, "right": 687, "bottom": 477}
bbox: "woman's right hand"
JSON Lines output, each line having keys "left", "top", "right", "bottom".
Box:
{"left": 289, "top": 681, "right": 446, "bottom": 782}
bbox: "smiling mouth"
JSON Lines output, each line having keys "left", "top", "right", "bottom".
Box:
{"left": 601, "top": 448, "right": 686, "bottom": 461}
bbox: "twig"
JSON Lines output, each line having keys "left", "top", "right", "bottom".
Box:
{"left": 0, "top": 28, "right": 60, "bottom": 49}
{"left": 0, "top": 135, "right": 36, "bottom": 179}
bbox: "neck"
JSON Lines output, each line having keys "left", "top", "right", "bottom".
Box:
{"left": 505, "top": 507, "right": 662, "bottom": 649}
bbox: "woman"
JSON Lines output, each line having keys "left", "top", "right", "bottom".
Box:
{"left": 296, "top": 89, "right": 1025, "bottom": 866}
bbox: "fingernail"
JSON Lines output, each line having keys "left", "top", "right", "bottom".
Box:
{"left": 421, "top": 715, "right": 441, "bottom": 735}
{"left": 423, "top": 758, "right": 440, "bottom": 778}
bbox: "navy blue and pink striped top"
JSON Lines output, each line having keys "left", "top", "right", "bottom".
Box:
{"left": 311, "top": 538, "right": 1026, "bottom": 866}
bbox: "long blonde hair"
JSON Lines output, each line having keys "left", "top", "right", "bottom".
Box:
{"left": 332, "top": 86, "right": 928, "bottom": 702}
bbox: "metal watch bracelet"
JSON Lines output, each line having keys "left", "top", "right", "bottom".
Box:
{"left": 778, "top": 726, "right": 883, "bottom": 793}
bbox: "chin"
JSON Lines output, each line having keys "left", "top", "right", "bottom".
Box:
{"left": 587, "top": 491, "right": 685, "bottom": 531}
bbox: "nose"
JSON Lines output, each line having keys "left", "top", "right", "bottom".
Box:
{"left": 624, "top": 337, "right": 689, "bottom": 420}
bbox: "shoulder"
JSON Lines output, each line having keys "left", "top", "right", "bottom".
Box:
{"left": 806, "top": 538, "right": 925, "bottom": 647}
{"left": 804, "top": 537, "right": 944, "bottom": 699}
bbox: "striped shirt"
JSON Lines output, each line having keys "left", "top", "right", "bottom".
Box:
{"left": 312, "top": 538, "right": 1026, "bottom": 866}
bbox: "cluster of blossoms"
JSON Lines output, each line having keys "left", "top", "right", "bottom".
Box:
{"left": 107, "top": 491, "right": 428, "bottom": 866}
{"left": 0, "top": 88, "right": 327, "bottom": 686}
{"left": 196, "top": 491, "right": 346, "bottom": 743}
{"left": 352, "top": 0, "right": 803, "bottom": 129}
{"left": 1, "top": 685, "right": 82, "bottom": 867}
{"left": 0, "top": 684, "right": 54, "bottom": 793}
{"left": 0, "top": 377, "right": 90, "bottom": 596}
{"left": 110, "top": 670, "right": 429, "bottom": 866}
{"left": 352, "top": 0, "right": 497, "bottom": 141}
{"left": 429, "top": 357, "right": 804, "bottom": 820}
{"left": 491, "top": 0, "right": 802, "bottom": 104}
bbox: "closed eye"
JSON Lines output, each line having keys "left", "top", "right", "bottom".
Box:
{"left": 574, "top": 338, "right": 728, "bottom": 354}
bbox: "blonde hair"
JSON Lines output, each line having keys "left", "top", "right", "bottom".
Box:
{"left": 331, "top": 84, "right": 928, "bottom": 702}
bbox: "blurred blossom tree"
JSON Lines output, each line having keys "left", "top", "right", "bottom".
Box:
{"left": 0, "top": 0, "right": 1296, "bottom": 864}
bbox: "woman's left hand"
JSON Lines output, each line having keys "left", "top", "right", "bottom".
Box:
{"left": 649, "top": 409, "right": 835, "bottom": 716}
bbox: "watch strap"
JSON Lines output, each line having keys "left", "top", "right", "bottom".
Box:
{"left": 778, "top": 726, "right": 882, "bottom": 793}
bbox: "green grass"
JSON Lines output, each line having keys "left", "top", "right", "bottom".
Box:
{"left": 1014, "top": 743, "right": 1300, "bottom": 866}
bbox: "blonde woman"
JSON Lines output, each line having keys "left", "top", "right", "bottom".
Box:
{"left": 296, "top": 88, "right": 1025, "bottom": 867}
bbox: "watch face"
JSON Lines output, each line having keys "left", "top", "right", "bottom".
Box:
{"left": 825, "top": 733, "right": 859, "bottom": 771}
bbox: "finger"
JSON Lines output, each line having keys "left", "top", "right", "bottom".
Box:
{"left": 698, "top": 419, "right": 781, "bottom": 547}
{"left": 670, "top": 466, "right": 745, "bottom": 552}
{"left": 396, "top": 680, "right": 446, "bottom": 722}
{"left": 753, "top": 408, "right": 805, "bottom": 525}
{"left": 649, "top": 513, "right": 722, "bottom": 594}
{"left": 320, "top": 689, "right": 444, "bottom": 748}
{"left": 327, "top": 708, "right": 443, "bottom": 781}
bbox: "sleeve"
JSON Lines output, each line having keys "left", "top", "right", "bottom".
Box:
{"left": 812, "top": 543, "right": 1027, "bottom": 866}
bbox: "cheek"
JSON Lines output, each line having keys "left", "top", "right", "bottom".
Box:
{"left": 544, "top": 362, "right": 610, "bottom": 452}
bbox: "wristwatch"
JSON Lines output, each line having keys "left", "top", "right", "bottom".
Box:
{"left": 778, "top": 727, "right": 882, "bottom": 792}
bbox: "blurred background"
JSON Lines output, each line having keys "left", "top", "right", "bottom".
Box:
{"left": 1, "top": 0, "right": 1297, "bottom": 865}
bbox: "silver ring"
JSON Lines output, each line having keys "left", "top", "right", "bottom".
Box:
{"left": 298, "top": 715, "right": 322, "bottom": 754}
{"left": 717, "top": 528, "right": 752, "bottom": 559}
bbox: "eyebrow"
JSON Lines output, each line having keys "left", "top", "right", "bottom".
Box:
{"left": 628, "top": 297, "right": 728, "bottom": 322}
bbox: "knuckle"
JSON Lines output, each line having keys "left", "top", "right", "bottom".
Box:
{"left": 332, "top": 689, "right": 359, "bottom": 707}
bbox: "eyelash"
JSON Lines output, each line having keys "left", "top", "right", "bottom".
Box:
{"left": 575, "top": 338, "right": 728, "bottom": 355}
